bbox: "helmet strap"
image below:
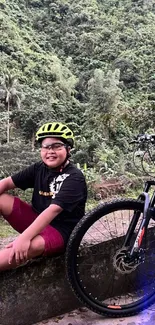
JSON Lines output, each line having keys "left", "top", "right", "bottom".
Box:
{"left": 59, "top": 147, "right": 70, "bottom": 172}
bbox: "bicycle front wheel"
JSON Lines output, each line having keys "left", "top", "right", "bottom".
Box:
{"left": 66, "top": 199, "right": 155, "bottom": 317}
{"left": 142, "top": 148, "right": 155, "bottom": 177}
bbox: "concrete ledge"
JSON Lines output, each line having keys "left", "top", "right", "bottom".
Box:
{"left": 1, "top": 226, "right": 155, "bottom": 325}
{"left": 0, "top": 253, "right": 81, "bottom": 325}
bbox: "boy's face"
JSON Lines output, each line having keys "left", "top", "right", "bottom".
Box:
{"left": 40, "top": 137, "right": 70, "bottom": 168}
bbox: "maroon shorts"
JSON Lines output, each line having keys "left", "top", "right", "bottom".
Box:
{"left": 4, "top": 197, "right": 65, "bottom": 256}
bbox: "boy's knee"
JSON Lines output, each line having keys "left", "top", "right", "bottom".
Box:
{"left": 0, "top": 194, "right": 14, "bottom": 216}
{"left": 28, "top": 235, "right": 45, "bottom": 259}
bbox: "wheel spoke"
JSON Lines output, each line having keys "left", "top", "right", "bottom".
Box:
{"left": 66, "top": 200, "right": 155, "bottom": 317}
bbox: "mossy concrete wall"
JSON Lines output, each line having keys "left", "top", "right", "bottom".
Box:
{"left": 0, "top": 254, "right": 81, "bottom": 325}
{"left": 0, "top": 226, "right": 155, "bottom": 325}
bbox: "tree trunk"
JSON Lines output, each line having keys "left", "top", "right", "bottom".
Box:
{"left": 31, "top": 132, "right": 35, "bottom": 151}
{"left": 7, "top": 100, "right": 10, "bottom": 144}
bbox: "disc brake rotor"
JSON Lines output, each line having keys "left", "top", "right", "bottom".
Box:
{"left": 113, "top": 247, "right": 144, "bottom": 274}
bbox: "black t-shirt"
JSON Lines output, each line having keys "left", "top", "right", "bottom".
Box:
{"left": 11, "top": 162, "right": 87, "bottom": 245}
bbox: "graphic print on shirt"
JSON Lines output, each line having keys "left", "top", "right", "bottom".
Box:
{"left": 49, "top": 174, "right": 70, "bottom": 199}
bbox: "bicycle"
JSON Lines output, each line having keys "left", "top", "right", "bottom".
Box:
{"left": 65, "top": 137, "right": 155, "bottom": 318}
{"left": 131, "top": 134, "right": 155, "bottom": 177}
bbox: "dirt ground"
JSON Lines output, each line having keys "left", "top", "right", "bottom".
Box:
{"left": 93, "top": 177, "right": 126, "bottom": 200}
{"left": 34, "top": 305, "right": 155, "bottom": 325}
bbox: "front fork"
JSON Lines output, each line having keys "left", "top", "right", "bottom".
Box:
{"left": 130, "top": 192, "right": 150, "bottom": 256}
{"left": 124, "top": 180, "right": 155, "bottom": 257}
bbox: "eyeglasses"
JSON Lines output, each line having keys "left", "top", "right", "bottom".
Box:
{"left": 41, "top": 142, "right": 66, "bottom": 151}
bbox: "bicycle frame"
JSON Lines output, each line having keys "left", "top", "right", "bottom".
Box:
{"left": 123, "top": 180, "right": 155, "bottom": 257}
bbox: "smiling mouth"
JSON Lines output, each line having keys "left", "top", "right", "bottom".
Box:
{"left": 47, "top": 156, "right": 57, "bottom": 160}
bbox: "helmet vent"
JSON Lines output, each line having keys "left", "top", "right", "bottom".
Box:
{"left": 61, "top": 126, "right": 67, "bottom": 131}
{"left": 36, "top": 122, "right": 74, "bottom": 148}
{"left": 47, "top": 124, "right": 52, "bottom": 131}
{"left": 54, "top": 123, "right": 59, "bottom": 130}
{"left": 38, "top": 132, "right": 63, "bottom": 137}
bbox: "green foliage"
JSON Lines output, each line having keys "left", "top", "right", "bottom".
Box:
{"left": 0, "top": 73, "right": 23, "bottom": 143}
{"left": 0, "top": 0, "right": 155, "bottom": 197}
{"left": 0, "top": 219, "right": 17, "bottom": 237}
{"left": 0, "top": 141, "right": 40, "bottom": 178}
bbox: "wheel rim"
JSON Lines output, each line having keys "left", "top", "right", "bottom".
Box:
{"left": 142, "top": 149, "right": 155, "bottom": 177}
{"left": 68, "top": 203, "right": 155, "bottom": 312}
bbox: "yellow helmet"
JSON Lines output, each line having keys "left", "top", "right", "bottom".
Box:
{"left": 36, "top": 122, "right": 74, "bottom": 148}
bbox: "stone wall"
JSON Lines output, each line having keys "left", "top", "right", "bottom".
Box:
{"left": 0, "top": 227, "right": 155, "bottom": 325}
{"left": 0, "top": 254, "right": 81, "bottom": 325}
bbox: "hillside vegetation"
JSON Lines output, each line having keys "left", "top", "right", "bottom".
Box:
{"left": 0, "top": 0, "right": 155, "bottom": 185}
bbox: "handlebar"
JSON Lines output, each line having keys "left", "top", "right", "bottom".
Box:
{"left": 129, "top": 134, "right": 155, "bottom": 144}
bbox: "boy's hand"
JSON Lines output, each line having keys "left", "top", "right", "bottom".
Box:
{"left": 6, "top": 235, "right": 31, "bottom": 265}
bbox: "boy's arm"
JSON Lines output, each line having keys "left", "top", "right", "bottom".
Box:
{"left": 21, "top": 204, "right": 63, "bottom": 240}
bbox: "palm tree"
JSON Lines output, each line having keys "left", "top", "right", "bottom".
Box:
{"left": 0, "top": 73, "right": 22, "bottom": 143}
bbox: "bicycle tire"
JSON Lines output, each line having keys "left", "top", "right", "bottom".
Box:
{"left": 142, "top": 146, "right": 155, "bottom": 177}
{"left": 66, "top": 199, "right": 155, "bottom": 317}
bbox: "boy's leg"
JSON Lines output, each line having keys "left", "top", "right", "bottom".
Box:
{"left": 0, "top": 226, "right": 65, "bottom": 271}
{"left": 0, "top": 235, "right": 45, "bottom": 271}
{"left": 0, "top": 195, "right": 64, "bottom": 271}
{"left": 0, "top": 193, "right": 15, "bottom": 216}
{"left": 1, "top": 195, "right": 39, "bottom": 233}
{"left": 0, "top": 194, "right": 45, "bottom": 271}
